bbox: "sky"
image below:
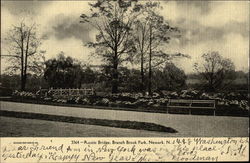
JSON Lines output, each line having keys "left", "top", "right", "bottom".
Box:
{"left": 1, "top": 0, "right": 249, "bottom": 74}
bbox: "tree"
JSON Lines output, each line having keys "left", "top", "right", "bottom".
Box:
{"left": 194, "top": 51, "right": 236, "bottom": 91}
{"left": 3, "top": 20, "right": 44, "bottom": 91}
{"left": 44, "top": 52, "right": 83, "bottom": 88}
{"left": 133, "top": 2, "right": 186, "bottom": 95}
{"left": 153, "top": 62, "right": 186, "bottom": 91}
{"left": 80, "top": 0, "right": 141, "bottom": 93}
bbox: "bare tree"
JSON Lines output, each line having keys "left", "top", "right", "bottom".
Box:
{"left": 194, "top": 51, "right": 236, "bottom": 91}
{"left": 4, "top": 21, "right": 44, "bottom": 91}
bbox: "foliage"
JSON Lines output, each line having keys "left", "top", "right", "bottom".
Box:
{"left": 44, "top": 52, "right": 82, "bottom": 88}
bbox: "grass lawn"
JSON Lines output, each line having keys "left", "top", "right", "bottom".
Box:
{"left": 0, "top": 116, "right": 179, "bottom": 137}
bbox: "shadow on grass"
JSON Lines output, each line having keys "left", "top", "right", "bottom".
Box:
{"left": 0, "top": 110, "right": 178, "bottom": 133}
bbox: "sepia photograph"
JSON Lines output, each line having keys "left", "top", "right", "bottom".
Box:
{"left": 0, "top": 0, "right": 249, "bottom": 139}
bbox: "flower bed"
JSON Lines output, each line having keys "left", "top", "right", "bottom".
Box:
{"left": 9, "top": 89, "right": 249, "bottom": 116}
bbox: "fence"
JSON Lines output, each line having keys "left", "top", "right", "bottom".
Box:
{"left": 167, "top": 99, "right": 216, "bottom": 115}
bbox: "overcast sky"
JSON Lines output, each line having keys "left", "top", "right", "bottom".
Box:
{"left": 1, "top": 0, "right": 249, "bottom": 73}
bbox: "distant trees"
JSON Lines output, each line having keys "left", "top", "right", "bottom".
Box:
{"left": 99, "top": 64, "right": 186, "bottom": 93}
{"left": 3, "top": 21, "right": 45, "bottom": 91}
{"left": 194, "top": 51, "right": 236, "bottom": 91}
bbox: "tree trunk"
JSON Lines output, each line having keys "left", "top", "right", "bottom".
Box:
{"left": 22, "top": 58, "right": 27, "bottom": 91}
{"left": 23, "top": 31, "right": 30, "bottom": 91}
{"left": 140, "top": 52, "right": 144, "bottom": 93}
{"left": 140, "top": 24, "right": 145, "bottom": 94}
{"left": 112, "top": 59, "right": 118, "bottom": 94}
{"left": 21, "top": 77, "right": 26, "bottom": 91}
{"left": 148, "top": 25, "right": 152, "bottom": 96}
{"left": 20, "top": 32, "right": 25, "bottom": 91}
{"left": 21, "top": 62, "right": 24, "bottom": 90}
{"left": 208, "top": 74, "right": 214, "bottom": 92}
{"left": 112, "top": 15, "right": 119, "bottom": 94}
{"left": 112, "top": 42, "right": 119, "bottom": 93}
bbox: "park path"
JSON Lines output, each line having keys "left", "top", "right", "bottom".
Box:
{"left": 0, "top": 101, "right": 249, "bottom": 137}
